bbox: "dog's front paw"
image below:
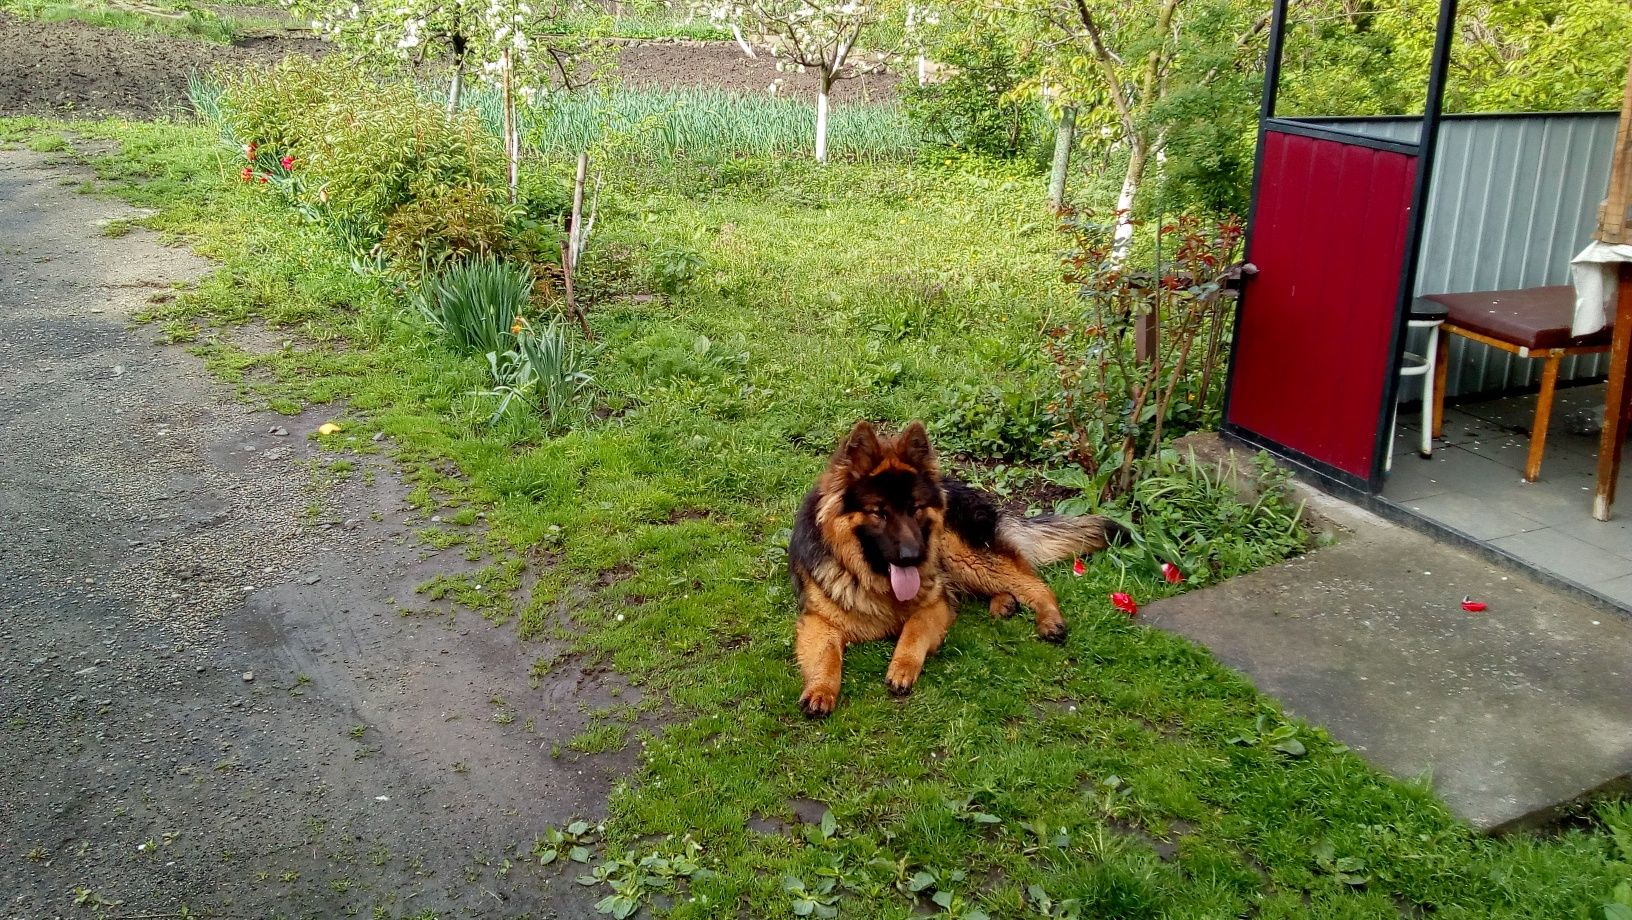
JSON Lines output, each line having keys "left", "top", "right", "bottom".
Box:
{"left": 1035, "top": 617, "right": 1068, "bottom": 644}
{"left": 884, "top": 662, "right": 920, "bottom": 696}
{"left": 989, "top": 593, "right": 1018, "bottom": 619}
{"left": 799, "top": 685, "right": 838, "bottom": 718}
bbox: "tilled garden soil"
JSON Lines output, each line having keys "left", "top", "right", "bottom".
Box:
{"left": 0, "top": 12, "right": 900, "bottom": 118}
{"left": 0, "top": 12, "right": 327, "bottom": 117}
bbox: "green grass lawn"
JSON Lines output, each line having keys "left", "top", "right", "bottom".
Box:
{"left": 4, "top": 111, "right": 1630, "bottom": 920}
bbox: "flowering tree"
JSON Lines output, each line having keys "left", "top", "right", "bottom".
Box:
{"left": 693, "top": 0, "right": 910, "bottom": 162}
{"left": 285, "top": 0, "right": 596, "bottom": 114}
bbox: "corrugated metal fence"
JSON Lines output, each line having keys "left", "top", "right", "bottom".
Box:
{"left": 1309, "top": 112, "right": 1617, "bottom": 401}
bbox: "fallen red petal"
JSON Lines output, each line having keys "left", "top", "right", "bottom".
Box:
{"left": 1109, "top": 592, "right": 1138, "bottom": 615}
{"left": 1161, "top": 562, "right": 1183, "bottom": 584}
{"left": 1072, "top": 558, "right": 1086, "bottom": 577}
{"left": 1460, "top": 596, "right": 1487, "bottom": 612}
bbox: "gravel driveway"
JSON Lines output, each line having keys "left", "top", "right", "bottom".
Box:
{"left": 0, "top": 147, "right": 624, "bottom": 920}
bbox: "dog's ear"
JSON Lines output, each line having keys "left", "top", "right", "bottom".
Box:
{"left": 837, "top": 420, "right": 882, "bottom": 475}
{"left": 896, "top": 421, "right": 937, "bottom": 472}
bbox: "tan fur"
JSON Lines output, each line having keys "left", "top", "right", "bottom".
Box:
{"left": 793, "top": 421, "right": 1099, "bottom": 717}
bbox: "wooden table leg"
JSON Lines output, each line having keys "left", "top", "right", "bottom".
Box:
{"left": 1593, "top": 263, "right": 1632, "bottom": 520}
{"left": 1525, "top": 352, "right": 1561, "bottom": 483}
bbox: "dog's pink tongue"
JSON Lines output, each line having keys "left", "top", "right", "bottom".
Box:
{"left": 888, "top": 565, "right": 922, "bottom": 602}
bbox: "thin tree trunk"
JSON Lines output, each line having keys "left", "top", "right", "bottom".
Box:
{"left": 1047, "top": 105, "right": 1077, "bottom": 212}
{"left": 569, "top": 152, "right": 587, "bottom": 264}
{"left": 731, "top": 23, "right": 756, "bottom": 58}
{"left": 502, "top": 49, "right": 517, "bottom": 203}
{"left": 446, "top": 65, "right": 464, "bottom": 116}
{"left": 815, "top": 75, "right": 832, "bottom": 163}
{"left": 1111, "top": 139, "right": 1149, "bottom": 266}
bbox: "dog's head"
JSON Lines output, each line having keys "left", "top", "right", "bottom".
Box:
{"left": 823, "top": 420, "right": 945, "bottom": 603}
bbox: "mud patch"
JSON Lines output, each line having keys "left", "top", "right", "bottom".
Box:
{"left": 786, "top": 797, "right": 830, "bottom": 825}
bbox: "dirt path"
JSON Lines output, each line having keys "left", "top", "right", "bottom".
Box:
{"left": 0, "top": 148, "right": 627, "bottom": 918}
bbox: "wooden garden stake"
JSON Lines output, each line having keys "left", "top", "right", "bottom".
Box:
{"left": 1598, "top": 51, "right": 1632, "bottom": 246}
{"left": 557, "top": 152, "right": 593, "bottom": 339}
{"left": 502, "top": 49, "right": 518, "bottom": 203}
{"left": 1593, "top": 51, "right": 1632, "bottom": 519}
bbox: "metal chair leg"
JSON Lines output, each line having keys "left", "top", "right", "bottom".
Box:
{"left": 1420, "top": 321, "right": 1440, "bottom": 457}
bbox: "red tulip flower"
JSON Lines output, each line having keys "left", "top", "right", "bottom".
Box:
{"left": 257, "top": 175, "right": 268, "bottom": 184}
{"left": 245, "top": 142, "right": 257, "bottom": 160}
{"left": 1460, "top": 596, "right": 1487, "bottom": 612}
{"left": 1160, "top": 562, "right": 1183, "bottom": 584}
{"left": 280, "top": 155, "right": 294, "bottom": 171}
{"left": 1109, "top": 592, "right": 1138, "bottom": 615}
{"left": 240, "top": 166, "right": 253, "bottom": 182}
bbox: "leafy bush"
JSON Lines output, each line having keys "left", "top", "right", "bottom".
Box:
{"left": 1055, "top": 451, "right": 1309, "bottom": 586}
{"left": 480, "top": 318, "right": 595, "bottom": 430}
{"left": 929, "top": 382, "right": 1057, "bottom": 464}
{"left": 381, "top": 184, "right": 512, "bottom": 269}
{"left": 648, "top": 240, "right": 708, "bottom": 297}
{"left": 413, "top": 257, "right": 534, "bottom": 357}
{"left": 903, "top": 29, "right": 1045, "bottom": 160}
{"left": 1046, "top": 211, "right": 1246, "bottom": 498}
{"left": 213, "top": 57, "right": 506, "bottom": 243}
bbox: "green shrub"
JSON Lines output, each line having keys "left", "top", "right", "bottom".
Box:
{"left": 903, "top": 30, "right": 1045, "bottom": 160}
{"left": 413, "top": 257, "right": 534, "bottom": 357}
{"left": 381, "top": 184, "right": 512, "bottom": 269}
{"left": 648, "top": 240, "right": 708, "bottom": 297}
{"left": 214, "top": 57, "right": 506, "bottom": 241}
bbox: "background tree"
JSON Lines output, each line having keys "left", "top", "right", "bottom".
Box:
{"left": 980, "top": 0, "right": 1267, "bottom": 260}
{"left": 694, "top": 0, "right": 910, "bottom": 162}
{"left": 285, "top": 0, "right": 599, "bottom": 114}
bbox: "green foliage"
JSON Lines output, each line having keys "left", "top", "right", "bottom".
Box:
{"left": 648, "top": 238, "right": 709, "bottom": 297}
{"left": 213, "top": 57, "right": 506, "bottom": 243}
{"left": 413, "top": 257, "right": 533, "bottom": 357}
{"left": 1047, "top": 211, "right": 1244, "bottom": 494}
{"left": 929, "top": 381, "right": 1057, "bottom": 464}
{"left": 491, "top": 87, "right": 921, "bottom": 163}
{"left": 904, "top": 27, "right": 1046, "bottom": 160}
{"left": 0, "top": 0, "right": 277, "bottom": 43}
{"left": 541, "top": 9, "right": 730, "bottom": 40}
{"left": 480, "top": 317, "right": 596, "bottom": 430}
{"left": 1059, "top": 451, "right": 1310, "bottom": 586}
{"left": 381, "top": 183, "right": 512, "bottom": 269}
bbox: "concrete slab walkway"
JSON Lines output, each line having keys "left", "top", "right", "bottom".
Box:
{"left": 1144, "top": 488, "right": 1632, "bottom": 833}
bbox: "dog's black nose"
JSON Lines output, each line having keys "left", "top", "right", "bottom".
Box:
{"left": 896, "top": 545, "right": 924, "bottom": 567}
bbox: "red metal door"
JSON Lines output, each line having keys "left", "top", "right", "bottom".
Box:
{"left": 1225, "top": 128, "right": 1418, "bottom": 486}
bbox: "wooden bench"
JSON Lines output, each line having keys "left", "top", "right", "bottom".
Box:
{"left": 1423, "top": 286, "right": 1614, "bottom": 481}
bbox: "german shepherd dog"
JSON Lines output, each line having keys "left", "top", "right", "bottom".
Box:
{"left": 789, "top": 420, "right": 1114, "bottom": 717}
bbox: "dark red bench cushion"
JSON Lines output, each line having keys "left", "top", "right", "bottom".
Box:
{"left": 1422, "top": 286, "right": 1611, "bottom": 351}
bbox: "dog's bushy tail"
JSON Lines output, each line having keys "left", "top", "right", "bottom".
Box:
{"left": 997, "top": 513, "right": 1116, "bottom": 567}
